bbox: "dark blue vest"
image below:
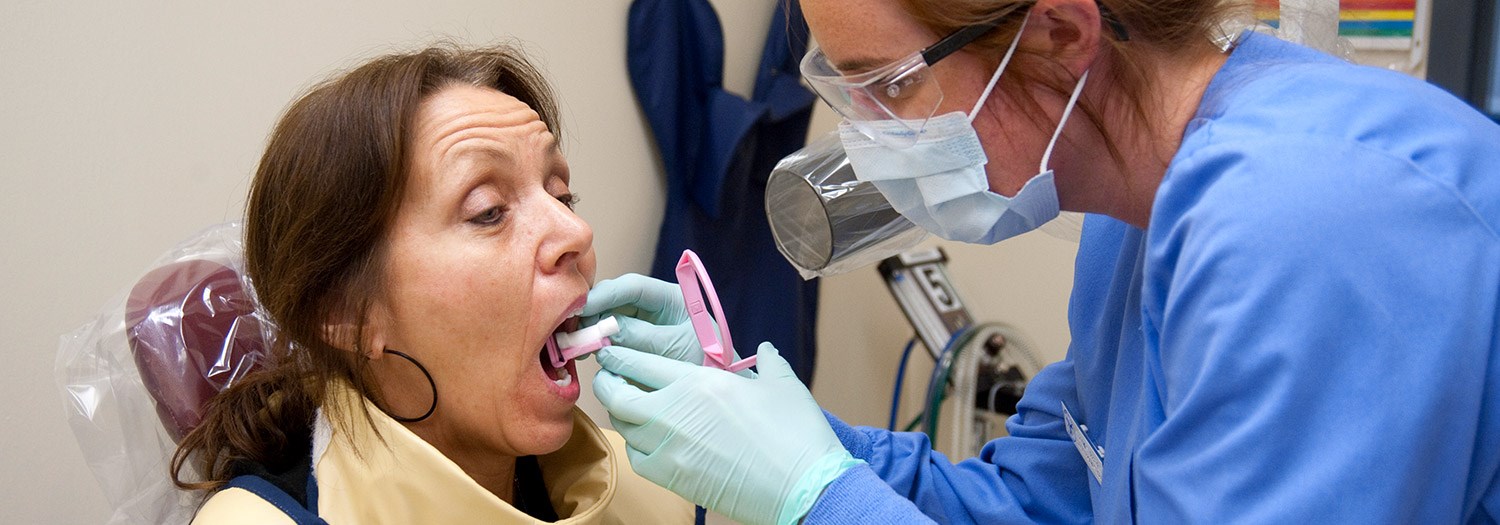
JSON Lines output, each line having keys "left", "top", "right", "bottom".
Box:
{"left": 626, "top": 0, "right": 820, "bottom": 384}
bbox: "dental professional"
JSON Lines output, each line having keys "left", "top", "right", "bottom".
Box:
{"left": 585, "top": 0, "right": 1500, "bottom": 523}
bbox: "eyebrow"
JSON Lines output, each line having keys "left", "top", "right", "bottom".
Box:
{"left": 443, "top": 137, "right": 566, "bottom": 201}
{"left": 435, "top": 147, "right": 505, "bottom": 209}
{"left": 449, "top": 147, "right": 513, "bottom": 184}
{"left": 834, "top": 3, "right": 1028, "bottom": 75}
{"left": 833, "top": 56, "right": 900, "bottom": 74}
{"left": 549, "top": 148, "right": 570, "bottom": 186}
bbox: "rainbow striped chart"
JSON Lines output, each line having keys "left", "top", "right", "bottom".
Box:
{"left": 1256, "top": 0, "right": 1420, "bottom": 50}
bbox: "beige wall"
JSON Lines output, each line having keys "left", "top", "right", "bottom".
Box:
{"left": 1, "top": 1, "right": 1086, "bottom": 521}
{"left": 4, "top": 0, "right": 1440, "bottom": 521}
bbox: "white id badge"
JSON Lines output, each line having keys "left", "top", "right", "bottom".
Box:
{"left": 1061, "top": 401, "right": 1104, "bottom": 484}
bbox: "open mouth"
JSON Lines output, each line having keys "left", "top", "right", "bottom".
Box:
{"left": 538, "top": 315, "right": 582, "bottom": 386}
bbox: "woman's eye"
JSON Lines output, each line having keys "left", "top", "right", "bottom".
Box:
{"left": 556, "top": 192, "right": 580, "bottom": 210}
{"left": 470, "top": 206, "right": 506, "bottom": 225}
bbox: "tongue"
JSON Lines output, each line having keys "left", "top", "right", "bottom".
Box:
{"left": 539, "top": 345, "right": 563, "bottom": 380}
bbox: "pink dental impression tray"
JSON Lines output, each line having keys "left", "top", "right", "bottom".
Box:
{"left": 545, "top": 249, "right": 756, "bottom": 373}
{"left": 546, "top": 316, "right": 618, "bottom": 369}
{"left": 676, "top": 249, "right": 757, "bottom": 373}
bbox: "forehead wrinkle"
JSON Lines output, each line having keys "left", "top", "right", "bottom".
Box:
{"left": 413, "top": 86, "right": 536, "bottom": 161}
{"left": 410, "top": 89, "right": 552, "bottom": 198}
{"left": 434, "top": 120, "right": 558, "bottom": 202}
{"left": 439, "top": 119, "right": 553, "bottom": 175}
{"left": 426, "top": 108, "right": 545, "bottom": 168}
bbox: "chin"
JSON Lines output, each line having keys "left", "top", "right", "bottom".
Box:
{"left": 518, "top": 414, "right": 576, "bottom": 456}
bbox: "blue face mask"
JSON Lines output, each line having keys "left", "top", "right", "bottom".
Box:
{"left": 839, "top": 15, "right": 1090, "bottom": 245}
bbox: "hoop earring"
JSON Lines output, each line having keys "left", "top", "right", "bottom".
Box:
{"left": 380, "top": 349, "right": 437, "bottom": 423}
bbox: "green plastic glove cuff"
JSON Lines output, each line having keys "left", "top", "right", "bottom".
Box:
{"left": 776, "top": 452, "right": 866, "bottom": 525}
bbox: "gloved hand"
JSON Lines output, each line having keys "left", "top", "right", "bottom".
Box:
{"left": 593, "top": 342, "right": 863, "bottom": 525}
{"left": 581, "top": 273, "right": 745, "bottom": 368}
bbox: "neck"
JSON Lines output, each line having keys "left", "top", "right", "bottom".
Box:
{"left": 1058, "top": 47, "right": 1229, "bottom": 229}
{"left": 412, "top": 423, "right": 519, "bottom": 503}
{"left": 470, "top": 454, "right": 519, "bottom": 504}
{"left": 373, "top": 357, "right": 522, "bottom": 503}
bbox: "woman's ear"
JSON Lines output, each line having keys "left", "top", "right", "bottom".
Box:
{"left": 321, "top": 302, "right": 392, "bottom": 361}
{"left": 1027, "top": 0, "right": 1105, "bottom": 76}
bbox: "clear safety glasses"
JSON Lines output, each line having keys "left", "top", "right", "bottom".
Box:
{"left": 799, "top": 4, "right": 1027, "bottom": 149}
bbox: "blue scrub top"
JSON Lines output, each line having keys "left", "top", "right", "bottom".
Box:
{"left": 805, "top": 31, "right": 1500, "bottom": 524}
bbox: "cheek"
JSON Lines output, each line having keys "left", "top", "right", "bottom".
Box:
{"left": 379, "top": 231, "right": 578, "bottom": 453}
{"left": 579, "top": 249, "right": 598, "bottom": 284}
{"left": 974, "top": 115, "right": 1045, "bottom": 196}
{"left": 394, "top": 255, "right": 545, "bottom": 432}
{"left": 934, "top": 53, "right": 995, "bottom": 115}
{"left": 384, "top": 243, "right": 537, "bottom": 372}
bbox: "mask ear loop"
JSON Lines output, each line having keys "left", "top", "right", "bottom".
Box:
{"left": 1039, "top": 70, "right": 1090, "bottom": 172}
{"left": 961, "top": 10, "right": 1089, "bottom": 174}
{"left": 967, "top": 12, "right": 1032, "bottom": 123}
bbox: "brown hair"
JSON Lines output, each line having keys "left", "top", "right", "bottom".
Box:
{"left": 171, "top": 43, "right": 562, "bottom": 491}
{"left": 898, "top": 0, "right": 1247, "bottom": 167}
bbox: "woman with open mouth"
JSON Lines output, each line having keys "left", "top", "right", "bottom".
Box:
{"left": 170, "top": 43, "right": 693, "bottom": 524}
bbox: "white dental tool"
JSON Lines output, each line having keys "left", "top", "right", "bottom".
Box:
{"left": 546, "top": 316, "right": 619, "bottom": 368}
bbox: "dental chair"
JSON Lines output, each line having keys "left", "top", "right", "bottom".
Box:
{"left": 59, "top": 223, "right": 270, "bottom": 524}
{"left": 125, "top": 258, "right": 268, "bottom": 442}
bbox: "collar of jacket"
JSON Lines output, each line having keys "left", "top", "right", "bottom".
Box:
{"left": 311, "top": 381, "right": 618, "bottom": 524}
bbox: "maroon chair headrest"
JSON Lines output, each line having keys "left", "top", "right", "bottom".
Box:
{"left": 124, "top": 259, "right": 268, "bottom": 442}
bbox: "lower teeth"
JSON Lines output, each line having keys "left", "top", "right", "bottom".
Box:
{"left": 553, "top": 368, "right": 572, "bottom": 387}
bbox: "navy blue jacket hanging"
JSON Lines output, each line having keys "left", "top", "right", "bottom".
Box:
{"left": 626, "top": 0, "right": 819, "bottom": 384}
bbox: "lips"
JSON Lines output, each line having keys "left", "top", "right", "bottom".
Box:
{"left": 538, "top": 325, "right": 581, "bottom": 402}
{"left": 537, "top": 297, "right": 586, "bottom": 389}
{"left": 538, "top": 318, "right": 580, "bottom": 381}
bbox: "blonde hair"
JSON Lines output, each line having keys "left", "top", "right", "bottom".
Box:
{"left": 898, "top": 0, "right": 1249, "bottom": 167}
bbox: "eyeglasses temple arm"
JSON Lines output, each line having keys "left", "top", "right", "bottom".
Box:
{"left": 920, "top": 1, "right": 1127, "bottom": 66}
{"left": 920, "top": 16, "right": 1008, "bottom": 65}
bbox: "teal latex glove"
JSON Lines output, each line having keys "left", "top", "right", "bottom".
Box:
{"left": 581, "top": 273, "right": 744, "bottom": 367}
{"left": 593, "top": 342, "right": 863, "bottom": 525}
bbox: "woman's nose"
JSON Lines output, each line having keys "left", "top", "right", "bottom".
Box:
{"left": 540, "top": 196, "right": 594, "bottom": 273}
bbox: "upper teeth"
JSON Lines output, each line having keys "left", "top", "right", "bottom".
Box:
{"left": 568, "top": 307, "right": 584, "bottom": 317}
